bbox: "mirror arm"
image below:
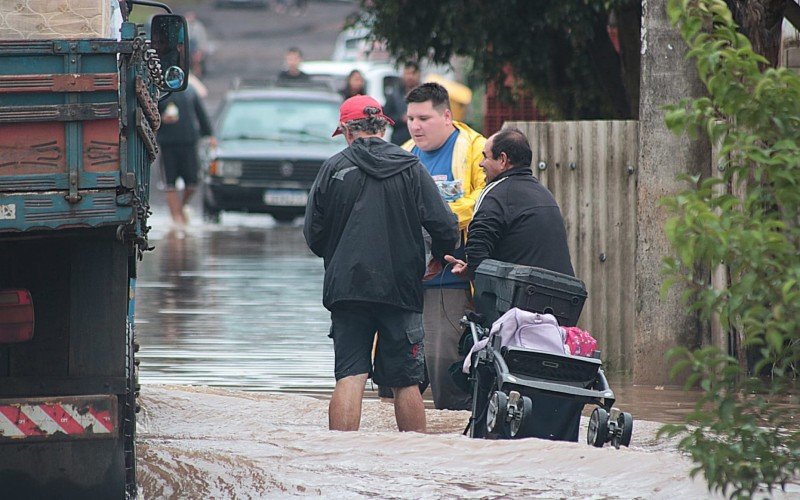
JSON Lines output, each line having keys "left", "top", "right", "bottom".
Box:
{"left": 158, "top": 92, "right": 173, "bottom": 103}
{"left": 128, "top": 0, "right": 172, "bottom": 14}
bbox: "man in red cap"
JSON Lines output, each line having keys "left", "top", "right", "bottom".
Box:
{"left": 304, "top": 95, "right": 458, "bottom": 432}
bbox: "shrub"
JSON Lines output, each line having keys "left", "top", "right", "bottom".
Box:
{"left": 660, "top": 0, "right": 800, "bottom": 497}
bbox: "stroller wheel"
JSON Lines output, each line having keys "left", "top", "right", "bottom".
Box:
{"left": 509, "top": 395, "right": 533, "bottom": 438}
{"left": 587, "top": 407, "right": 609, "bottom": 448}
{"left": 486, "top": 391, "right": 508, "bottom": 435}
{"left": 619, "top": 412, "right": 633, "bottom": 447}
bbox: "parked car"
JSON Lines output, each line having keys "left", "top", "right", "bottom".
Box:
{"left": 201, "top": 85, "right": 345, "bottom": 222}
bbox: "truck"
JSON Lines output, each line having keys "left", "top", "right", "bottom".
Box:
{"left": 0, "top": 1, "right": 189, "bottom": 496}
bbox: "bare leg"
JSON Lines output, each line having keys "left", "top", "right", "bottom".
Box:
{"left": 329, "top": 373, "right": 368, "bottom": 431}
{"left": 393, "top": 385, "right": 426, "bottom": 433}
{"left": 182, "top": 186, "right": 196, "bottom": 205}
{"left": 165, "top": 189, "right": 186, "bottom": 224}
{"left": 181, "top": 186, "right": 196, "bottom": 223}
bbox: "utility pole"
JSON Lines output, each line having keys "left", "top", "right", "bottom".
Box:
{"left": 635, "top": 0, "right": 711, "bottom": 384}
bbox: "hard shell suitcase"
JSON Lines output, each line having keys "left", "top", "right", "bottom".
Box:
{"left": 473, "top": 259, "right": 587, "bottom": 327}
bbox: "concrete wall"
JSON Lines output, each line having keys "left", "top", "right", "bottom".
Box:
{"left": 635, "top": 0, "right": 710, "bottom": 384}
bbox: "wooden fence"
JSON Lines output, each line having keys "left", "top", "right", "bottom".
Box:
{"left": 506, "top": 120, "right": 639, "bottom": 373}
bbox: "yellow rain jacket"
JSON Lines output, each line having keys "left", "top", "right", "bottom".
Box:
{"left": 403, "top": 121, "right": 486, "bottom": 231}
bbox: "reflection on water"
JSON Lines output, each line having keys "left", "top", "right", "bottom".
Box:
{"left": 136, "top": 214, "right": 701, "bottom": 423}
{"left": 136, "top": 214, "right": 334, "bottom": 395}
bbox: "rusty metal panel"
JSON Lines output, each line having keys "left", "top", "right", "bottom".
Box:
{"left": 0, "top": 120, "right": 119, "bottom": 180}
{"left": 83, "top": 119, "right": 120, "bottom": 172}
{"left": 0, "top": 73, "right": 118, "bottom": 93}
{"left": 0, "top": 122, "right": 66, "bottom": 174}
{"left": 0, "top": 102, "right": 118, "bottom": 123}
{"left": 506, "top": 120, "right": 639, "bottom": 373}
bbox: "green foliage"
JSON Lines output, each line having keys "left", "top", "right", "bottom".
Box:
{"left": 663, "top": 0, "right": 800, "bottom": 496}
{"left": 357, "top": 0, "right": 639, "bottom": 119}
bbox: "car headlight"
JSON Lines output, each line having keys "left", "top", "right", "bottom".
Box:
{"left": 209, "top": 159, "right": 243, "bottom": 177}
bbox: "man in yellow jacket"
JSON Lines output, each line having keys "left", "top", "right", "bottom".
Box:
{"left": 398, "top": 82, "right": 486, "bottom": 410}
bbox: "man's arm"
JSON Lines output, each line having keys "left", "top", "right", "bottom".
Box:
{"left": 303, "top": 160, "right": 333, "bottom": 256}
{"left": 464, "top": 194, "right": 506, "bottom": 275}
{"left": 193, "top": 92, "right": 214, "bottom": 138}
{"left": 418, "top": 166, "right": 459, "bottom": 259}
{"left": 448, "top": 134, "right": 486, "bottom": 231}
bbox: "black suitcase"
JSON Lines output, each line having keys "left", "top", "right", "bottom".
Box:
{"left": 473, "top": 259, "right": 587, "bottom": 327}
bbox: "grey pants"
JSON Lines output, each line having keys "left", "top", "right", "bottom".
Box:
{"left": 423, "top": 288, "right": 472, "bottom": 410}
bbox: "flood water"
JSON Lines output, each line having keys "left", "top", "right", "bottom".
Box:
{"left": 135, "top": 212, "right": 696, "bottom": 422}
{"left": 134, "top": 212, "right": 798, "bottom": 499}
{"left": 136, "top": 213, "right": 333, "bottom": 396}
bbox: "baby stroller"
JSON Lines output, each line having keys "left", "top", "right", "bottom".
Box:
{"left": 461, "top": 259, "right": 633, "bottom": 449}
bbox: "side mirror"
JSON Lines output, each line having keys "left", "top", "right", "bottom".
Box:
{"left": 150, "top": 14, "right": 189, "bottom": 91}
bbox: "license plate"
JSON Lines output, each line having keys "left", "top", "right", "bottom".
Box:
{"left": 263, "top": 189, "right": 308, "bottom": 207}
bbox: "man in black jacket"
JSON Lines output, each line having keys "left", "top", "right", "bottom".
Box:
{"left": 157, "top": 82, "right": 214, "bottom": 225}
{"left": 446, "top": 127, "right": 574, "bottom": 279}
{"left": 304, "top": 95, "right": 458, "bottom": 432}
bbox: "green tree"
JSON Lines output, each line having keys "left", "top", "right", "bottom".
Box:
{"left": 660, "top": 0, "right": 800, "bottom": 497}
{"left": 358, "top": 0, "right": 642, "bottom": 119}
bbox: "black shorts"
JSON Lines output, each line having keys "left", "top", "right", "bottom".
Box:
{"left": 161, "top": 144, "right": 199, "bottom": 188}
{"left": 329, "top": 302, "right": 425, "bottom": 388}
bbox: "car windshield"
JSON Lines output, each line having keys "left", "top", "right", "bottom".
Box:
{"left": 219, "top": 98, "right": 339, "bottom": 142}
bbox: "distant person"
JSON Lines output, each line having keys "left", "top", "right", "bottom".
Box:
{"left": 157, "top": 82, "right": 214, "bottom": 226}
{"left": 303, "top": 95, "right": 458, "bottom": 432}
{"left": 445, "top": 128, "right": 575, "bottom": 279}
{"left": 383, "top": 61, "right": 421, "bottom": 145}
{"left": 403, "top": 82, "right": 486, "bottom": 411}
{"left": 339, "top": 69, "right": 366, "bottom": 100}
{"left": 185, "top": 11, "right": 210, "bottom": 77}
{"left": 277, "top": 47, "right": 310, "bottom": 83}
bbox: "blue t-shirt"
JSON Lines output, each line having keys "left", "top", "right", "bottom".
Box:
{"left": 413, "top": 130, "right": 469, "bottom": 290}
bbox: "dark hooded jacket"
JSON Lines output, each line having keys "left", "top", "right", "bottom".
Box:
{"left": 304, "top": 136, "right": 458, "bottom": 312}
{"left": 466, "top": 167, "right": 575, "bottom": 277}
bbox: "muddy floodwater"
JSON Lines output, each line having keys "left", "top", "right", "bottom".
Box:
{"left": 134, "top": 214, "right": 799, "bottom": 498}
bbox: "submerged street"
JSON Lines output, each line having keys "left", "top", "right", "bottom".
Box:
{"left": 127, "top": 2, "right": 799, "bottom": 498}
{"left": 133, "top": 215, "right": 799, "bottom": 498}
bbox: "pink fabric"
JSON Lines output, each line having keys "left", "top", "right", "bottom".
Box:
{"left": 563, "top": 326, "right": 598, "bottom": 357}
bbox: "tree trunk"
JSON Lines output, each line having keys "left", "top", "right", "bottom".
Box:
{"left": 726, "top": 0, "right": 787, "bottom": 67}
{"left": 617, "top": 3, "right": 642, "bottom": 120}
{"left": 586, "top": 12, "right": 632, "bottom": 118}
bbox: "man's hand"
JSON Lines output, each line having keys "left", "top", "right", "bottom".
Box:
{"left": 444, "top": 254, "right": 469, "bottom": 278}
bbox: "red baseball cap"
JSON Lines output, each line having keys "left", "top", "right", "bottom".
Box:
{"left": 332, "top": 95, "right": 395, "bottom": 137}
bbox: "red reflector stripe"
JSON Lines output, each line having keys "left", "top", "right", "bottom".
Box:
{"left": 0, "top": 405, "right": 45, "bottom": 436}
{"left": 87, "top": 407, "right": 114, "bottom": 433}
{"left": 0, "top": 399, "right": 115, "bottom": 439}
{"left": 38, "top": 404, "right": 86, "bottom": 435}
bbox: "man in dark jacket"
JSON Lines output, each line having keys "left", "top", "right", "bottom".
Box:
{"left": 446, "top": 127, "right": 574, "bottom": 278}
{"left": 304, "top": 95, "right": 458, "bottom": 432}
{"left": 157, "top": 82, "right": 214, "bottom": 225}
